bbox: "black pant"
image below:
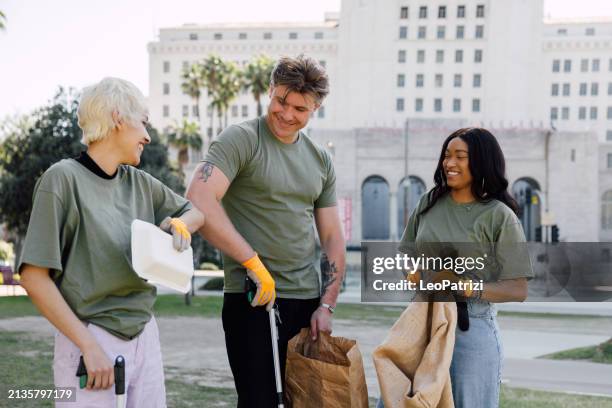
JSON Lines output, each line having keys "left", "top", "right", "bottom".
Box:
{"left": 222, "top": 293, "right": 320, "bottom": 408}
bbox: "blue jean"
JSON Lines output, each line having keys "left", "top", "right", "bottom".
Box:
{"left": 376, "top": 300, "right": 503, "bottom": 408}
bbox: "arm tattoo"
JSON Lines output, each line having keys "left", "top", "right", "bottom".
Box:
{"left": 320, "top": 253, "right": 337, "bottom": 297}
{"left": 199, "top": 162, "right": 214, "bottom": 182}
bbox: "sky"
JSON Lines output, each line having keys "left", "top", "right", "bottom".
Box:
{"left": 1, "top": 0, "right": 611, "bottom": 118}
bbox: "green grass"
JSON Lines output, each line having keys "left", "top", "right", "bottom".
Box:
{"left": 0, "top": 296, "right": 40, "bottom": 319}
{"left": 500, "top": 386, "right": 612, "bottom": 407}
{"left": 540, "top": 340, "right": 612, "bottom": 364}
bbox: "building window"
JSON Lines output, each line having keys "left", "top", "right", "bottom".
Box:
{"left": 609, "top": 82, "right": 612, "bottom": 95}
{"left": 562, "top": 107, "right": 569, "bottom": 120}
{"left": 317, "top": 106, "right": 325, "bottom": 118}
{"left": 475, "top": 25, "right": 484, "bottom": 38}
{"left": 456, "top": 25, "right": 465, "bottom": 39}
{"left": 437, "top": 26, "right": 446, "bottom": 39}
{"left": 472, "top": 98, "right": 481, "bottom": 112}
{"left": 183, "top": 61, "right": 189, "bottom": 71}
{"left": 319, "top": 60, "right": 327, "bottom": 68}
{"left": 562, "top": 83, "right": 570, "bottom": 96}
{"left": 455, "top": 49, "right": 463, "bottom": 63}
{"left": 192, "top": 105, "right": 199, "bottom": 117}
{"left": 163, "top": 61, "right": 170, "bottom": 73}
{"left": 551, "top": 83, "right": 559, "bottom": 96}
{"left": 182, "top": 105, "right": 189, "bottom": 117}
{"left": 163, "top": 83, "right": 170, "bottom": 95}
{"left": 415, "top": 98, "right": 424, "bottom": 112}
{"left": 214, "top": 33, "right": 222, "bottom": 40}
{"left": 435, "top": 74, "right": 443, "bottom": 88}
{"left": 398, "top": 50, "right": 406, "bottom": 63}
{"left": 602, "top": 191, "right": 612, "bottom": 229}
{"left": 550, "top": 107, "right": 558, "bottom": 120}
{"left": 590, "top": 107, "right": 598, "bottom": 120}
{"left": 581, "top": 59, "right": 589, "bottom": 72}
{"left": 396, "top": 98, "right": 405, "bottom": 112}
{"left": 591, "top": 83, "right": 599, "bottom": 96}
{"left": 593, "top": 59, "right": 600, "bottom": 72}
{"left": 263, "top": 32, "right": 272, "bottom": 40}
{"left": 434, "top": 98, "right": 442, "bottom": 112}
{"left": 314, "top": 31, "right": 324, "bottom": 39}
{"left": 557, "top": 28, "right": 567, "bottom": 35}
{"left": 399, "top": 26, "right": 408, "bottom": 39}
{"left": 397, "top": 74, "right": 405, "bottom": 87}
{"left": 457, "top": 5, "right": 466, "bottom": 18}
{"left": 289, "top": 32, "right": 298, "bottom": 39}
{"left": 189, "top": 33, "right": 198, "bottom": 40}
{"left": 608, "top": 156, "right": 612, "bottom": 170}
{"left": 419, "top": 6, "right": 427, "bottom": 18}
{"left": 607, "top": 130, "right": 612, "bottom": 141}
{"left": 578, "top": 107, "right": 586, "bottom": 120}
{"left": 400, "top": 6, "right": 409, "bottom": 19}
{"left": 416, "top": 74, "right": 424, "bottom": 87}
{"left": 580, "top": 83, "right": 587, "bottom": 96}
{"left": 163, "top": 105, "right": 169, "bottom": 117}
{"left": 473, "top": 73, "right": 482, "bottom": 87}
{"left": 242, "top": 105, "right": 249, "bottom": 117}
{"left": 476, "top": 4, "right": 485, "bottom": 18}
{"left": 418, "top": 26, "right": 427, "bottom": 39}
{"left": 586, "top": 27, "right": 595, "bottom": 36}
{"left": 563, "top": 59, "right": 572, "bottom": 72}
{"left": 474, "top": 49, "right": 483, "bottom": 63}
{"left": 607, "top": 106, "right": 612, "bottom": 119}
{"left": 552, "top": 60, "right": 560, "bottom": 72}
{"left": 239, "top": 32, "right": 247, "bottom": 40}
{"left": 436, "top": 50, "right": 444, "bottom": 63}
{"left": 454, "top": 74, "right": 462, "bottom": 87}
{"left": 609, "top": 58, "right": 612, "bottom": 72}
{"left": 231, "top": 105, "right": 238, "bottom": 118}
{"left": 438, "top": 6, "right": 446, "bottom": 18}
{"left": 417, "top": 49, "right": 425, "bottom": 63}
{"left": 453, "top": 98, "right": 461, "bottom": 112}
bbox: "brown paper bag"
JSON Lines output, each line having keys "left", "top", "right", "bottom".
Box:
{"left": 285, "top": 328, "right": 369, "bottom": 408}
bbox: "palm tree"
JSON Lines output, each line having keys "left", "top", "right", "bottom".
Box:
{"left": 243, "top": 55, "right": 275, "bottom": 116}
{"left": 217, "top": 61, "right": 242, "bottom": 128}
{"left": 166, "top": 119, "right": 203, "bottom": 171}
{"left": 181, "top": 62, "right": 205, "bottom": 153}
{"left": 200, "top": 55, "right": 226, "bottom": 141}
{"left": 0, "top": 11, "right": 7, "bottom": 31}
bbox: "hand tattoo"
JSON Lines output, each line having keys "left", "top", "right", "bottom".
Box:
{"left": 320, "top": 253, "right": 337, "bottom": 297}
{"left": 199, "top": 162, "right": 214, "bottom": 182}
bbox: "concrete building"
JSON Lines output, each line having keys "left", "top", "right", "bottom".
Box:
{"left": 147, "top": 0, "right": 611, "bottom": 242}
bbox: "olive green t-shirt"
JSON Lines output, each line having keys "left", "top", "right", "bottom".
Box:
{"left": 18, "top": 159, "right": 191, "bottom": 340}
{"left": 399, "top": 193, "right": 533, "bottom": 281}
{"left": 204, "top": 116, "right": 337, "bottom": 298}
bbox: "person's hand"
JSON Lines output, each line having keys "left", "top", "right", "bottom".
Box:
{"left": 159, "top": 217, "right": 191, "bottom": 252}
{"left": 310, "top": 306, "right": 333, "bottom": 341}
{"left": 242, "top": 254, "right": 276, "bottom": 311}
{"left": 81, "top": 342, "right": 114, "bottom": 390}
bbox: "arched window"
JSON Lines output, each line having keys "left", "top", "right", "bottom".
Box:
{"left": 512, "top": 178, "right": 542, "bottom": 241}
{"left": 362, "top": 176, "right": 390, "bottom": 239}
{"left": 601, "top": 190, "right": 612, "bottom": 230}
{"left": 397, "top": 176, "right": 426, "bottom": 237}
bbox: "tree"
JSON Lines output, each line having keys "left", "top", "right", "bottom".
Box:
{"left": 166, "top": 119, "right": 203, "bottom": 171}
{"left": 243, "top": 55, "right": 275, "bottom": 116}
{"left": 139, "top": 124, "right": 185, "bottom": 195}
{"left": 200, "top": 55, "right": 225, "bottom": 142}
{"left": 181, "top": 63, "right": 205, "bottom": 145}
{"left": 0, "top": 10, "right": 7, "bottom": 31}
{"left": 218, "top": 61, "right": 242, "bottom": 128}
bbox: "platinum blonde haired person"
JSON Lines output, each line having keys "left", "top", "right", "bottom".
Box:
{"left": 19, "top": 77, "right": 205, "bottom": 407}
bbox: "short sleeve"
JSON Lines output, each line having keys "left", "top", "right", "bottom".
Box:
{"left": 494, "top": 221, "right": 534, "bottom": 280}
{"left": 204, "top": 125, "right": 256, "bottom": 182}
{"left": 314, "top": 150, "right": 337, "bottom": 208}
{"left": 398, "top": 193, "right": 429, "bottom": 252}
{"left": 18, "top": 185, "right": 65, "bottom": 276}
{"left": 151, "top": 177, "right": 192, "bottom": 225}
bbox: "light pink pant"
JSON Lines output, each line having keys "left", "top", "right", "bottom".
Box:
{"left": 53, "top": 317, "right": 166, "bottom": 408}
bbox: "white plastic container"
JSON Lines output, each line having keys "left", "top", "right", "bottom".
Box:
{"left": 131, "top": 219, "right": 193, "bottom": 293}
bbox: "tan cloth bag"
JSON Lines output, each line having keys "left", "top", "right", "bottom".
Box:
{"left": 373, "top": 302, "right": 457, "bottom": 408}
{"left": 285, "top": 328, "right": 369, "bottom": 408}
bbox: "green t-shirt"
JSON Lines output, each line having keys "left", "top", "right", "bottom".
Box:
{"left": 204, "top": 116, "right": 337, "bottom": 298}
{"left": 399, "top": 193, "right": 534, "bottom": 281}
{"left": 18, "top": 159, "right": 191, "bottom": 340}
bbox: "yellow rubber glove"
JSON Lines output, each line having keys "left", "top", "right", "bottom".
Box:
{"left": 242, "top": 254, "right": 276, "bottom": 311}
{"left": 159, "top": 217, "right": 191, "bottom": 252}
